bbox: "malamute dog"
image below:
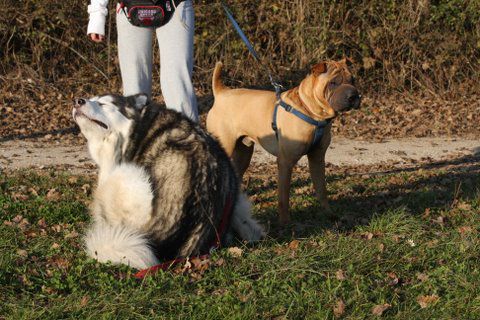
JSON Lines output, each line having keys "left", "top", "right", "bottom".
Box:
{"left": 72, "top": 93, "right": 264, "bottom": 270}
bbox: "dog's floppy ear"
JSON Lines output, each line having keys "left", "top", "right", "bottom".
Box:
{"left": 126, "top": 93, "right": 149, "bottom": 110}
{"left": 311, "top": 62, "right": 328, "bottom": 76}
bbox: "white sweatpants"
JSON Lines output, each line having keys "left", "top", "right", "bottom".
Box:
{"left": 116, "top": 0, "right": 198, "bottom": 122}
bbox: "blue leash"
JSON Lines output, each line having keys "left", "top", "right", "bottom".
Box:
{"left": 221, "top": 2, "right": 261, "bottom": 62}
{"left": 221, "top": 2, "right": 330, "bottom": 153}
{"left": 221, "top": 2, "right": 282, "bottom": 94}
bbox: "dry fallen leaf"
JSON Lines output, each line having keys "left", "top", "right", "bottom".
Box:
{"left": 433, "top": 216, "right": 444, "bottom": 225}
{"left": 212, "top": 288, "right": 227, "bottom": 296}
{"left": 3, "top": 220, "right": 13, "bottom": 227}
{"left": 18, "top": 275, "right": 33, "bottom": 286}
{"left": 238, "top": 293, "right": 250, "bottom": 303}
{"left": 64, "top": 230, "right": 79, "bottom": 239}
{"left": 37, "top": 218, "right": 47, "bottom": 228}
{"left": 335, "top": 269, "right": 346, "bottom": 281}
{"left": 417, "top": 295, "right": 439, "bottom": 308}
{"left": 422, "top": 207, "right": 431, "bottom": 218}
{"left": 288, "top": 240, "right": 300, "bottom": 250}
{"left": 214, "top": 258, "right": 225, "bottom": 267}
{"left": 17, "top": 218, "right": 30, "bottom": 231}
{"left": 51, "top": 224, "right": 62, "bottom": 233}
{"left": 363, "top": 57, "right": 376, "bottom": 69}
{"left": 333, "top": 299, "right": 346, "bottom": 318}
{"left": 227, "top": 247, "right": 243, "bottom": 258}
{"left": 80, "top": 295, "right": 89, "bottom": 307}
{"left": 378, "top": 243, "right": 385, "bottom": 252}
{"left": 25, "top": 231, "right": 37, "bottom": 238}
{"left": 191, "top": 257, "right": 210, "bottom": 273}
{"left": 458, "top": 226, "right": 473, "bottom": 235}
{"left": 12, "top": 192, "right": 29, "bottom": 201}
{"left": 387, "top": 272, "right": 400, "bottom": 286}
{"left": 46, "top": 188, "right": 61, "bottom": 201}
{"left": 28, "top": 187, "right": 39, "bottom": 197}
{"left": 456, "top": 202, "right": 472, "bottom": 211}
{"left": 41, "top": 285, "right": 56, "bottom": 294}
{"left": 81, "top": 184, "right": 91, "bottom": 195}
{"left": 416, "top": 273, "right": 429, "bottom": 282}
{"left": 274, "top": 246, "right": 285, "bottom": 255}
{"left": 51, "top": 257, "right": 70, "bottom": 270}
{"left": 372, "top": 303, "right": 391, "bottom": 316}
{"left": 17, "top": 249, "right": 28, "bottom": 257}
{"left": 361, "top": 232, "right": 374, "bottom": 240}
{"left": 68, "top": 176, "right": 79, "bottom": 184}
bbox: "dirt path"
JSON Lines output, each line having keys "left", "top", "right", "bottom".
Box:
{"left": 1, "top": 137, "right": 478, "bottom": 174}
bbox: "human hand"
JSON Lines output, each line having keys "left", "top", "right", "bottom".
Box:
{"left": 89, "top": 33, "right": 105, "bottom": 43}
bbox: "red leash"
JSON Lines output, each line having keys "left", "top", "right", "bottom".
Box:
{"left": 134, "top": 195, "right": 233, "bottom": 279}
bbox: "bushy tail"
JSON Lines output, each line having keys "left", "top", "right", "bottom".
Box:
{"left": 212, "top": 61, "right": 226, "bottom": 96}
{"left": 84, "top": 220, "right": 159, "bottom": 270}
{"left": 231, "top": 193, "right": 265, "bottom": 241}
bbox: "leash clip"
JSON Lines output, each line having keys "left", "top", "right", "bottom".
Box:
{"left": 272, "top": 81, "right": 284, "bottom": 96}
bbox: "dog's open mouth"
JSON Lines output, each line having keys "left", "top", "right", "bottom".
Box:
{"left": 74, "top": 111, "right": 108, "bottom": 130}
{"left": 90, "top": 118, "right": 108, "bottom": 130}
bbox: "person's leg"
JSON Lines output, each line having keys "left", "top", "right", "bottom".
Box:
{"left": 156, "top": 0, "right": 198, "bottom": 122}
{"left": 116, "top": 7, "right": 154, "bottom": 97}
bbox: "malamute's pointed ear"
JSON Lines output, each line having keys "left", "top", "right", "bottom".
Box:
{"left": 126, "top": 93, "right": 149, "bottom": 110}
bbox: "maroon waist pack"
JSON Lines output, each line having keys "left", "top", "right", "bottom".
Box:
{"left": 119, "top": 0, "right": 184, "bottom": 28}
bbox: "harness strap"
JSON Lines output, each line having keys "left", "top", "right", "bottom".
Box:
{"left": 134, "top": 195, "right": 234, "bottom": 279}
{"left": 272, "top": 96, "right": 331, "bottom": 153}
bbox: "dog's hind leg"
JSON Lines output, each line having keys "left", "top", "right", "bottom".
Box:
{"left": 232, "top": 137, "right": 254, "bottom": 180}
{"left": 231, "top": 193, "right": 265, "bottom": 242}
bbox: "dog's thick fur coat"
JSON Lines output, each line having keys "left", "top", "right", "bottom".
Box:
{"left": 73, "top": 94, "right": 263, "bottom": 269}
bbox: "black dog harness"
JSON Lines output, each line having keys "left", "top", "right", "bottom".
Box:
{"left": 271, "top": 89, "right": 332, "bottom": 154}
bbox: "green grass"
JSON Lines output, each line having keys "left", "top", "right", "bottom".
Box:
{"left": 1, "top": 162, "right": 479, "bottom": 319}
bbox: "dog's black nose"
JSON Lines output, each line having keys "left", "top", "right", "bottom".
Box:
{"left": 74, "top": 98, "right": 86, "bottom": 108}
{"left": 348, "top": 93, "right": 361, "bottom": 109}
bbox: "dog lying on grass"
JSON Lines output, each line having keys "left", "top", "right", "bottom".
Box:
{"left": 72, "top": 93, "right": 264, "bottom": 269}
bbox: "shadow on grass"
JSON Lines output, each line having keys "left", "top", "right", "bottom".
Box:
{"left": 248, "top": 153, "right": 480, "bottom": 240}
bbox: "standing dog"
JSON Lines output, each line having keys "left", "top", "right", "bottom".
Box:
{"left": 207, "top": 59, "right": 361, "bottom": 224}
{"left": 73, "top": 94, "right": 264, "bottom": 269}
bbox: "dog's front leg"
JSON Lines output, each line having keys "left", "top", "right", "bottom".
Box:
{"left": 91, "top": 134, "right": 123, "bottom": 185}
{"left": 277, "top": 157, "right": 295, "bottom": 225}
{"left": 307, "top": 128, "right": 332, "bottom": 215}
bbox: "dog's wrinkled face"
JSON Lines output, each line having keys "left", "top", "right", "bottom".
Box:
{"left": 72, "top": 93, "right": 148, "bottom": 166}
{"left": 300, "top": 59, "right": 361, "bottom": 118}
{"left": 324, "top": 60, "right": 361, "bottom": 112}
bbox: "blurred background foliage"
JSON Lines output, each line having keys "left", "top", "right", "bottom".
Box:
{"left": 1, "top": 0, "right": 479, "bottom": 97}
